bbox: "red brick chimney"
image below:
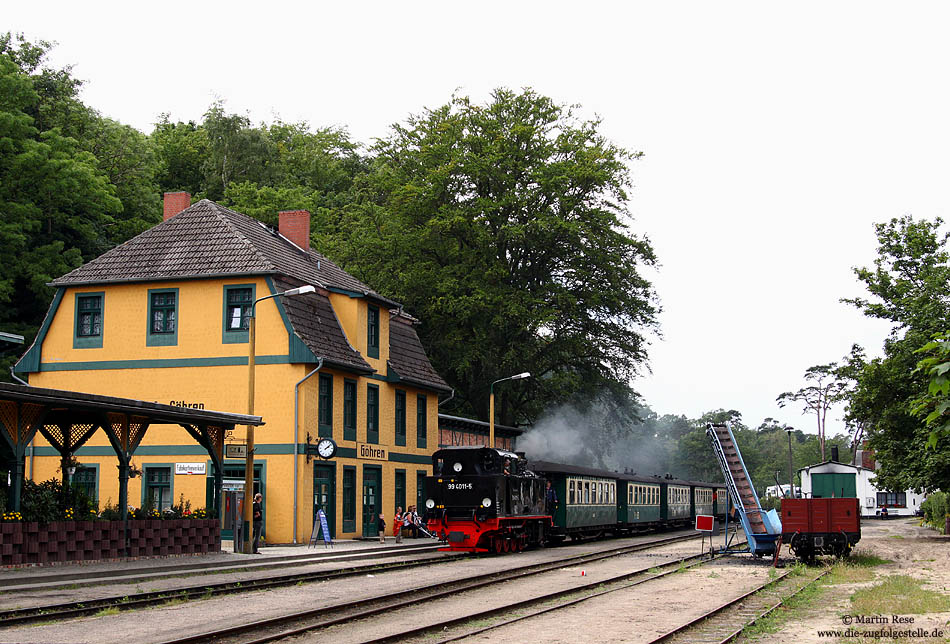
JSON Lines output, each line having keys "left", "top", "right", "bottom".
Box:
{"left": 163, "top": 192, "right": 191, "bottom": 220}
{"left": 279, "top": 210, "right": 311, "bottom": 250}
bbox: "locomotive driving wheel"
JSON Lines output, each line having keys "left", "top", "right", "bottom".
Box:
{"left": 494, "top": 538, "right": 504, "bottom": 554}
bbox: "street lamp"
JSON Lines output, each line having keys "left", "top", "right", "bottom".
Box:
{"left": 786, "top": 426, "right": 795, "bottom": 499}
{"left": 489, "top": 372, "right": 530, "bottom": 449}
{"left": 243, "top": 284, "right": 315, "bottom": 554}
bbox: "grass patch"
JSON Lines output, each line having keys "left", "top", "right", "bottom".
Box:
{"left": 888, "top": 534, "right": 905, "bottom": 539}
{"left": 95, "top": 607, "right": 120, "bottom": 617}
{"left": 846, "top": 548, "right": 891, "bottom": 567}
{"left": 740, "top": 573, "right": 828, "bottom": 640}
{"left": 850, "top": 575, "right": 950, "bottom": 614}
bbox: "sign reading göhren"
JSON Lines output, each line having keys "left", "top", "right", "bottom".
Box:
{"left": 358, "top": 443, "right": 387, "bottom": 461}
{"left": 175, "top": 463, "right": 207, "bottom": 475}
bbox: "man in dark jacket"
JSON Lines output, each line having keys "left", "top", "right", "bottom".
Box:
{"left": 252, "top": 492, "right": 263, "bottom": 553}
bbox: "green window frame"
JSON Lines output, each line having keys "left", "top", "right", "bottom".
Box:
{"left": 142, "top": 464, "right": 173, "bottom": 512}
{"left": 73, "top": 292, "right": 104, "bottom": 349}
{"left": 394, "top": 389, "right": 406, "bottom": 447}
{"left": 416, "top": 470, "right": 427, "bottom": 512}
{"left": 395, "top": 469, "right": 406, "bottom": 512}
{"left": 343, "top": 379, "right": 357, "bottom": 441}
{"left": 416, "top": 394, "right": 427, "bottom": 448}
{"left": 367, "top": 305, "right": 379, "bottom": 359}
{"left": 147, "top": 288, "right": 179, "bottom": 346}
{"left": 343, "top": 466, "right": 356, "bottom": 532}
{"left": 318, "top": 373, "right": 333, "bottom": 437}
{"left": 222, "top": 284, "right": 255, "bottom": 344}
{"left": 71, "top": 465, "right": 99, "bottom": 504}
{"left": 366, "top": 383, "right": 379, "bottom": 444}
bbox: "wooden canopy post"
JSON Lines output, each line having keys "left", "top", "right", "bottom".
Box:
{"left": 101, "top": 412, "right": 150, "bottom": 555}
{"left": 39, "top": 417, "right": 100, "bottom": 512}
{"left": 0, "top": 400, "right": 49, "bottom": 511}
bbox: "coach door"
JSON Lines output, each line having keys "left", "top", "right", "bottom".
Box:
{"left": 313, "top": 464, "right": 335, "bottom": 539}
{"left": 362, "top": 467, "right": 381, "bottom": 537}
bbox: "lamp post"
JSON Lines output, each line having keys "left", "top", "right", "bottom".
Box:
{"left": 786, "top": 427, "right": 795, "bottom": 499}
{"left": 489, "top": 372, "right": 530, "bottom": 449}
{"left": 243, "top": 284, "right": 315, "bottom": 554}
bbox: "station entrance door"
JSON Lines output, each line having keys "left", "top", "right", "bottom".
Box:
{"left": 362, "top": 467, "right": 381, "bottom": 538}
{"left": 313, "top": 464, "right": 335, "bottom": 539}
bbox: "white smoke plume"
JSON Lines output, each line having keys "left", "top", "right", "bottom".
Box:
{"left": 519, "top": 398, "right": 684, "bottom": 479}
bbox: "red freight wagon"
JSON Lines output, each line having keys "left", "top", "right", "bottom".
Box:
{"left": 780, "top": 497, "right": 861, "bottom": 562}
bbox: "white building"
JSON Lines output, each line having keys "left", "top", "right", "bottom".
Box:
{"left": 765, "top": 484, "right": 801, "bottom": 498}
{"left": 798, "top": 458, "right": 926, "bottom": 518}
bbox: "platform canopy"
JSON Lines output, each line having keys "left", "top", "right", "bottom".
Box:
{"left": 0, "top": 382, "right": 263, "bottom": 520}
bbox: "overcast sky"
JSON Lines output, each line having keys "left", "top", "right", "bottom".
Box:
{"left": 8, "top": 1, "right": 947, "bottom": 435}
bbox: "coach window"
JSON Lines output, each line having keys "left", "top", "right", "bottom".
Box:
{"left": 584, "top": 481, "right": 590, "bottom": 504}
{"left": 569, "top": 480, "right": 575, "bottom": 504}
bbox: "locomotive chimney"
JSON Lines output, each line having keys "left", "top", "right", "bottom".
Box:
{"left": 831, "top": 445, "right": 839, "bottom": 462}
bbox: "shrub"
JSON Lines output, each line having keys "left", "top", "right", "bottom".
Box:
{"left": 920, "top": 492, "right": 947, "bottom": 533}
{"left": 19, "top": 478, "right": 98, "bottom": 523}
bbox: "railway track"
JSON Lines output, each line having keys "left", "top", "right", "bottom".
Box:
{"left": 0, "top": 546, "right": 454, "bottom": 626}
{"left": 0, "top": 541, "right": 441, "bottom": 592}
{"left": 155, "top": 532, "right": 733, "bottom": 644}
{"left": 646, "top": 566, "right": 830, "bottom": 643}
{"left": 0, "top": 531, "right": 706, "bottom": 630}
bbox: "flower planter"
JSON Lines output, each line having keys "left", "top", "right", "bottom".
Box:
{"left": 0, "top": 519, "right": 219, "bottom": 565}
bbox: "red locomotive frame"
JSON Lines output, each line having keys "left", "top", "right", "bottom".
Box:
{"left": 428, "top": 514, "right": 553, "bottom": 553}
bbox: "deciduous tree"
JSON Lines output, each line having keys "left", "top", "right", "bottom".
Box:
{"left": 330, "top": 88, "right": 659, "bottom": 425}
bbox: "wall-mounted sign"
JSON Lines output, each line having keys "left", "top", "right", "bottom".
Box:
{"left": 225, "top": 444, "right": 247, "bottom": 459}
{"left": 358, "top": 443, "right": 387, "bottom": 461}
{"left": 176, "top": 463, "right": 206, "bottom": 475}
{"left": 169, "top": 400, "right": 206, "bottom": 409}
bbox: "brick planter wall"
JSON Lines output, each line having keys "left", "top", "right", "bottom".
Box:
{"left": 0, "top": 519, "right": 220, "bottom": 565}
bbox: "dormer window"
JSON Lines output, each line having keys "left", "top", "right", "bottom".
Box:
{"left": 367, "top": 305, "right": 379, "bottom": 359}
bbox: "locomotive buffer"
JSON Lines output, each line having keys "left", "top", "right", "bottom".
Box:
{"left": 706, "top": 422, "right": 782, "bottom": 556}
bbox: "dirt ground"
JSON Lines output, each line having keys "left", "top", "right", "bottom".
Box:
{"left": 741, "top": 518, "right": 950, "bottom": 644}
{"left": 4, "top": 522, "right": 945, "bottom": 644}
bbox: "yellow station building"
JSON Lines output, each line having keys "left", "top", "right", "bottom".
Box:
{"left": 15, "top": 194, "right": 451, "bottom": 543}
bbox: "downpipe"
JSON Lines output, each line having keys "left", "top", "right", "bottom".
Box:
{"left": 293, "top": 359, "right": 323, "bottom": 544}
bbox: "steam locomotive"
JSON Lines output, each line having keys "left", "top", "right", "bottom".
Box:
{"left": 424, "top": 446, "right": 728, "bottom": 553}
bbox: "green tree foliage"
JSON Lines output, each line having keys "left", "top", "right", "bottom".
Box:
{"left": 0, "top": 50, "right": 123, "bottom": 376}
{"left": 912, "top": 332, "right": 950, "bottom": 449}
{"left": 151, "top": 115, "right": 209, "bottom": 195}
{"left": 841, "top": 216, "right": 950, "bottom": 492}
{"left": 330, "top": 89, "right": 659, "bottom": 425}
{"left": 776, "top": 363, "right": 848, "bottom": 461}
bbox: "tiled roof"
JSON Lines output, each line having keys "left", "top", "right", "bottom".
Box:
{"left": 388, "top": 318, "right": 451, "bottom": 392}
{"left": 273, "top": 277, "right": 372, "bottom": 373}
{"left": 46, "top": 199, "right": 448, "bottom": 386}
{"left": 51, "top": 200, "right": 394, "bottom": 305}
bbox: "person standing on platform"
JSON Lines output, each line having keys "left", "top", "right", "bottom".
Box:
{"left": 545, "top": 480, "right": 558, "bottom": 516}
{"left": 377, "top": 513, "right": 386, "bottom": 543}
{"left": 252, "top": 493, "right": 263, "bottom": 553}
{"left": 394, "top": 506, "right": 403, "bottom": 543}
